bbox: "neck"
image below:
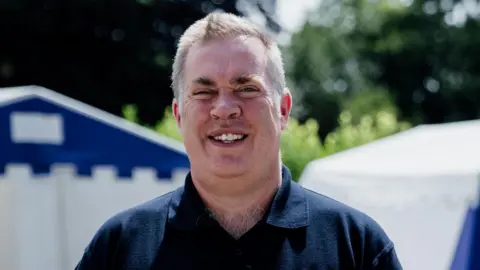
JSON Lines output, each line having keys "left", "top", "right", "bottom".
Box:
{"left": 191, "top": 163, "right": 282, "bottom": 238}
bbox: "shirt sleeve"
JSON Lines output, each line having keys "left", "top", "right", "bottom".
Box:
{"left": 74, "top": 217, "right": 122, "bottom": 270}
{"left": 74, "top": 234, "right": 110, "bottom": 270}
{"left": 75, "top": 247, "right": 101, "bottom": 270}
{"left": 369, "top": 242, "right": 403, "bottom": 270}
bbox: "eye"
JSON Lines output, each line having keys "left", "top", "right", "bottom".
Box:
{"left": 236, "top": 87, "right": 261, "bottom": 98}
{"left": 238, "top": 87, "right": 259, "bottom": 93}
{"left": 192, "top": 89, "right": 216, "bottom": 98}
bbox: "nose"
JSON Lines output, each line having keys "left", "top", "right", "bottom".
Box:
{"left": 210, "top": 92, "right": 241, "bottom": 120}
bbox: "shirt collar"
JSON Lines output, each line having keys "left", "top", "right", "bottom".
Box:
{"left": 167, "top": 164, "right": 310, "bottom": 230}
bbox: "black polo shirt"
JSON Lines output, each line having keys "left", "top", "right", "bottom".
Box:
{"left": 75, "top": 165, "right": 403, "bottom": 270}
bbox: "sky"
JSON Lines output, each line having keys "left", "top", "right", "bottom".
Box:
{"left": 275, "top": 0, "right": 321, "bottom": 44}
{"left": 274, "top": 0, "right": 480, "bottom": 32}
{"left": 276, "top": 0, "right": 320, "bottom": 33}
{"left": 238, "top": 0, "right": 321, "bottom": 45}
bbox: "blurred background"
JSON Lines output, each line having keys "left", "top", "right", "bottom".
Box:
{"left": 1, "top": 0, "right": 480, "bottom": 269}
{"left": 2, "top": 0, "right": 480, "bottom": 180}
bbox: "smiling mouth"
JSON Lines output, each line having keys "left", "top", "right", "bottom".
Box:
{"left": 208, "top": 133, "right": 248, "bottom": 144}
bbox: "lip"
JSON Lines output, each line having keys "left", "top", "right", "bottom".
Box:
{"left": 206, "top": 128, "right": 249, "bottom": 149}
{"left": 207, "top": 129, "right": 248, "bottom": 137}
{"left": 207, "top": 135, "right": 248, "bottom": 148}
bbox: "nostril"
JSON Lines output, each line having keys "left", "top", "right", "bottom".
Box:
{"left": 210, "top": 107, "right": 241, "bottom": 119}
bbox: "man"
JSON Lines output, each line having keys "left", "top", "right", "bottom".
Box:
{"left": 75, "top": 12, "right": 403, "bottom": 270}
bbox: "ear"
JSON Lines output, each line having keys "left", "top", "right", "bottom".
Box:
{"left": 279, "top": 88, "right": 292, "bottom": 130}
{"left": 172, "top": 98, "right": 181, "bottom": 129}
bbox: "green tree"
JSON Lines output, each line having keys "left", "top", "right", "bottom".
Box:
{"left": 362, "top": 0, "right": 480, "bottom": 124}
{"left": 0, "top": 1, "right": 280, "bottom": 126}
{"left": 283, "top": 0, "right": 392, "bottom": 139}
{"left": 285, "top": 0, "right": 480, "bottom": 132}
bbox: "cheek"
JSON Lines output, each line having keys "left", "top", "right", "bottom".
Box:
{"left": 247, "top": 98, "right": 282, "bottom": 131}
{"left": 182, "top": 100, "right": 210, "bottom": 131}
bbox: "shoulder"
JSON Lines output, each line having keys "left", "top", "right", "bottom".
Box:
{"left": 100, "top": 189, "right": 175, "bottom": 230}
{"left": 303, "top": 185, "right": 385, "bottom": 232}
{"left": 300, "top": 184, "right": 402, "bottom": 269}
{"left": 74, "top": 188, "right": 179, "bottom": 269}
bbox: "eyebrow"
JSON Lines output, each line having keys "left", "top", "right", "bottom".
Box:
{"left": 192, "top": 77, "right": 215, "bottom": 86}
{"left": 191, "top": 74, "right": 260, "bottom": 87}
{"left": 231, "top": 74, "right": 257, "bottom": 85}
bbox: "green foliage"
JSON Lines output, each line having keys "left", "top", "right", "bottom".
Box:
{"left": 286, "top": 0, "right": 480, "bottom": 130}
{"left": 280, "top": 118, "right": 324, "bottom": 182}
{"left": 282, "top": 109, "right": 410, "bottom": 180}
{"left": 123, "top": 105, "right": 183, "bottom": 141}
{"left": 122, "top": 104, "right": 411, "bottom": 181}
{"left": 322, "top": 110, "right": 411, "bottom": 156}
{"left": 151, "top": 107, "right": 183, "bottom": 142}
{"left": 1, "top": 1, "right": 282, "bottom": 129}
{"left": 342, "top": 87, "right": 399, "bottom": 125}
{"left": 283, "top": 0, "right": 388, "bottom": 139}
{"left": 123, "top": 104, "right": 139, "bottom": 123}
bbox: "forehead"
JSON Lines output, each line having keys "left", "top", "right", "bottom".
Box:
{"left": 184, "top": 36, "right": 268, "bottom": 84}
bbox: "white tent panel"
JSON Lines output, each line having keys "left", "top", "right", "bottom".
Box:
{"left": 299, "top": 120, "right": 480, "bottom": 270}
{"left": 302, "top": 120, "right": 480, "bottom": 178}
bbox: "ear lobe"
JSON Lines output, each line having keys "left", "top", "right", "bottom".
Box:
{"left": 280, "top": 89, "right": 292, "bottom": 117}
{"left": 280, "top": 105, "right": 288, "bottom": 117}
{"left": 280, "top": 89, "right": 292, "bottom": 130}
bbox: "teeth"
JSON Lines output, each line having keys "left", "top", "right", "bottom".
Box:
{"left": 213, "top": 133, "right": 245, "bottom": 142}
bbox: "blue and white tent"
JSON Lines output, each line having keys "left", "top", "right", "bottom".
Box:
{"left": 450, "top": 197, "right": 480, "bottom": 270}
{"left": 0, "top": 85, "right": 190, "bottom": 270}
{"left": 0, "top": 85, "right": 190, "bottom": 177}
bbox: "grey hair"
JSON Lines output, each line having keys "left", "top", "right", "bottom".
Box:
{"left": 170, "top": 12, "right": 286, "bottom": 104}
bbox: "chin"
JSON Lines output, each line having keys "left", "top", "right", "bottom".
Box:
{"left": 212, "top": 170, "right": 247, "bottom": 179}
{"left": 209, "top": 160, "right": 249, "bottom": 178}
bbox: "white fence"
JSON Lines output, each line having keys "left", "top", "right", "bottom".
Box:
{"left": 0, "top": 163, "right": 188, "bottom": 270}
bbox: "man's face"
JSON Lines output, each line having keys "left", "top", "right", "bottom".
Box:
{"left": 173, "top": 36, "right": 291, "bottom": 179}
